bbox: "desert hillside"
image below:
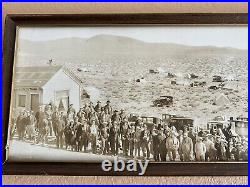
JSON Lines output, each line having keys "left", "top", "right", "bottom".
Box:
{"left": 15, "top": 35, "right": 248, "bottom": 126}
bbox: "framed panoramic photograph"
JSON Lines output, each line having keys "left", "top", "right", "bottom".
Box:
{"left": 2, "top": 13, "right": 248, "bottom": 176}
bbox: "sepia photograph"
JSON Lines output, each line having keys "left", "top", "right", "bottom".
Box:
{"left": 6, "top": 25, "right": 248, "bottom": 164}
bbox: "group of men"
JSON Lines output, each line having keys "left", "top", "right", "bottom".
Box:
{"left": 11, "top": 100, "right": 247, "bottom": 162}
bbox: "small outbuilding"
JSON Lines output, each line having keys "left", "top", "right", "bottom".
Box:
{"left": 13, "top": 66, "right": 83, "bottom": 113}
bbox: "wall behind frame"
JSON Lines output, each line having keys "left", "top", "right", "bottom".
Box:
{"left": 2, "top": 2, "right": 248, "bottom": 185}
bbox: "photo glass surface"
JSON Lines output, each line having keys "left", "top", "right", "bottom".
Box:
{"left": 6, "top": 26, "right": 248, "bottom": 163}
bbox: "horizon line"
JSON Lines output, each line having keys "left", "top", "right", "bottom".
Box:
{"left": 19, "top": 34, "right": 248, "bottom": 51}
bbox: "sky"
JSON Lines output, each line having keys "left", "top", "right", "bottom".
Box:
{"left": 17, "top": 26, "right": 248, "bottom": 50}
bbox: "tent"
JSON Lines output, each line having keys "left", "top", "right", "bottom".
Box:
{"left": 214, "top": 93, "right": 230, "bottom": 106}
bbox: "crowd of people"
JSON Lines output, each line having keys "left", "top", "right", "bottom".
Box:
{"left": 10, "top": 100, "right": 248, "bottom": 162}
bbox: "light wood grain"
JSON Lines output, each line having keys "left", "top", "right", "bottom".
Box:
{"left": 2, "top": 2, "right": 248, "bottom": 185}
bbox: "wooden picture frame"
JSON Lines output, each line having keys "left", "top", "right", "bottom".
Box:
{"left": 2, "top": 13, "right": 248, "bottom": 176}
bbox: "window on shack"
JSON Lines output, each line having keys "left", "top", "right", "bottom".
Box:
{"left": 18, "top": 95, "right": 26, "bottom": 107}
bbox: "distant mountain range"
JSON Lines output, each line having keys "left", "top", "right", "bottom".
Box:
{"left": 16, "top": 34, "right": 247, "bottom": 65}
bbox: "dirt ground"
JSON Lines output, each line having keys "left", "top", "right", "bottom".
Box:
{"left": 68, "top": 54, "right": 247, "bottom": 127}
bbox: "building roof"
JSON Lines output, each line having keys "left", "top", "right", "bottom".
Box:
{"left": 14, "top": 66, "right": 82, "bottom": 88}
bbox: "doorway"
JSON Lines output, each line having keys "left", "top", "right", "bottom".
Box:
{"left": 30, "top": 94, "right": 39, "bottom": 113}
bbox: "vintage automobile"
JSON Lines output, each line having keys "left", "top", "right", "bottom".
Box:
{"left": 162, "top": 114, "right": 174, "bottom": 123}
{"left": 141, "top": 116, "right": 161, "bottom": 131}
{"left": 190, "top": 81, "right": 206, "bottom": 87}
{"left": 212, "top": 75, "right": 224, "bottom": 82}
{"left": 149, "top": 69, "right": 159, "bottom": 74}
{"left": 186, "top": 73, "right": 199, "bottom": 79}
{"left": 207, "top": 117, "right": 229, "bottom": 135}
{"left": 208, "top": 85, "right": 219, "bottom": 91}
{"left": 162, "top": 114, "right": 194, "bottom": 131}
{"left": 153, "top": 96, "right": 173, "bottom": 107}
{"left": 232, "top": 116, "right": 248, "bottom": 137}
{"left": 128, "top": 113, "right": 139, "bottom": 123}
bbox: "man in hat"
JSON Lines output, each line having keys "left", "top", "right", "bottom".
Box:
{"left": 121, "top": 121, "right": 130, "bottom": 157}
{"left": 44, "top": 103, "right": 53, "bottom": 136}
{"left": 111, "top": 110, "right": 122, "bottom": 149}
{"left": 64, "top": 121, "right": 73, "bottom": 150}
{"left": 188, "top": 127, "right": 196, "bottom": 153}
{"left": 152, "top": 128, "right": 160, "bottom": 161}
{"left": 183, "top": 125, "right": 189, "bottom": 133}
{"left": 100, "top": 123, "right": 109, "bottom": 155}
{"left": 177, "top": 130, "right": 184, "bottom": 161}
{"left": 77, "top": 107, "right": 86, "bottom": 123}
{"left": 204, "top": 134, "right": 216, "bottom": 161}
{"left": 25, "top": 111, "right": 36, "bottom": 142}
{"left": 140, "top": 124, "right": 151, "bottom": 159}
{"left": 215, "top": 136, "right": 227, "bottom": 161}
{"left": 128, "top": 125, "right": 136, "bottom": 157}
{"left": 52, "top": 108, "right": 60, "bottom": 137}
{"left": 83, "top": 104, "right": 91, "bottom": 121}
{"left": 180, "top": 132, "right": 194, "bottom": 161}
{"left": 119, "top": 109, "right": 128, "bottom": 135}
{"left": 75, "top": 121, "right": 84, "bottom": 152}
{"left": 100, "top": 107, "right": 110, "bottom": 125}
{"left": 109, "top": 122, "right": 119, "bottom": 155}
{"left": 104, "top": 100, "right": 113, "bottom": 116}
{"left": 89, "top": 118, "right": 98, "bottom": 154}
{"left": 198, "top": 127, "right": 205, "bottom": 137}
{"left": 81, "top": 119, "right": 90, "bottom": 152}
{"left": 89, "top": 109, "right": 100, "bottom": 127}
{"left": 111, "top": 110, "right": 120, "bottom": 124}
{"left": 55, "top": 113, "right": 65, "bottom": 149}
{"left": 134, "top": 125, "right": 142, "bottom": 158}
{"left": 35, "top": 106, "right": 46, "bottom": 143}
{"left": 67, "top": 104, "right": 76, "bottom": 122}
{"left": 158, "top": 128, "right": 167, "bottom": 161}
{"left": 35, "top": 106, "right": 44, "bottom": 127}
{"left": 16, "top": 111, "right": 27, "bottom": 140}
{"left": 234, "top": 142, "right": 242, "bottom": 161}
{"left": 226, "top": 139, "right": 237, "bottom": 161}
{"left": 134, "top": 116, "right": 142, "bottom": 131}
{"left": 195, "top": 136, "right": 206, "bottom": 161}
{"left": 166, "top": 131, "right": 179, "bottom": 161}
{"left": 119, "top": 109, "right": 127, "bottom": 122}
{"left": 94, "top": 101, "right": 102, "bottom": 118}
